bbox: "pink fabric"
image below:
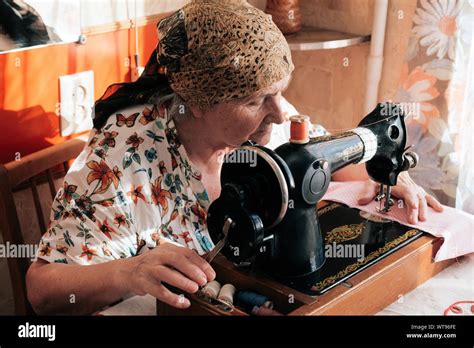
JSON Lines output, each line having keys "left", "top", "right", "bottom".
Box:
{"left": 322, "top": 181, "right": 474, "bottom": 262}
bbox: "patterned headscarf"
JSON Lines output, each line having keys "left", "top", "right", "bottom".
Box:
{"left": 93, "top": 0, "right": 294, "bottom": 130}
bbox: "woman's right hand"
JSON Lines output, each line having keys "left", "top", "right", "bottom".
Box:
{"left": 123, "top": 242, "right": 216, "bottom": 308}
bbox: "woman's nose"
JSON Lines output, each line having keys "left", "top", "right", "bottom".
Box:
{"left": 266, "top": 95, "right": 286, "bottom": 125}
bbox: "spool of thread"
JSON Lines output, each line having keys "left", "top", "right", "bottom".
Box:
{"left": 217, "top": 284, "right": 236, "bottom": 305}
{"left": 235, "top": 290, "right": 273, "bottom": 310}
{"left": 289, "top": 115, "right": 310, "bottom": 144}
{"left": 201, "top": 280, "right": 221, "bottom": 299}
{"left": 451, "top": 306, "right": 462, "bottom": 314}
{"left": 251, "top": 306, "right": 283, "bottom": 316}
{"left": 443, "top": 301, "right": 474, "bottom": 315}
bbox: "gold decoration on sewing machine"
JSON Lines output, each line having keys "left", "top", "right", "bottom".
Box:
{"left": 325, "top": 223, "right": 364, "bottom": 244}
{"left": 311, "top": 229, "right": 419, "bottom": 292}
{"left": 317, "top": 202, "right": 342, "bottom": 216}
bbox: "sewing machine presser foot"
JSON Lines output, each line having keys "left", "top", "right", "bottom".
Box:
{"left": 375, "top": 184, "right": 394, "bottom": 214}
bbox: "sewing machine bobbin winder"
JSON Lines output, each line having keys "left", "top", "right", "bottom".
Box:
{"left": 157, "top": 103, "right": 453, "bottom": 316}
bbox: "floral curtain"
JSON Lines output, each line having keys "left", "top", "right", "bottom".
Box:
{"left": 394, "top": 0, "right": 473, "bottom": 213}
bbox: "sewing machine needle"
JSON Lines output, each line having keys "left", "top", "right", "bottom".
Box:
{"left": 384, "top": 185, "right": 392, "bottom": 212}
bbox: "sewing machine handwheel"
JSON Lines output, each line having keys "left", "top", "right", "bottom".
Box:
{"left": 207, "top": 182, "right": 265, "bottom": 262}
{"left": 222, "top": 211, "right": 264, "bottom": 263}
{"left": 219, "top": 145, "right": 291, "bottom": 230}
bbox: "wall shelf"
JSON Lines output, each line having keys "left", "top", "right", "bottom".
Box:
{"left": 286, "top": 27, "right": 371, "bottom": 51}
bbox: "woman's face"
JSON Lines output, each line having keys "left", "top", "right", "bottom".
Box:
{"left": 192, "top": 75, "right": 291, "bottom": 147}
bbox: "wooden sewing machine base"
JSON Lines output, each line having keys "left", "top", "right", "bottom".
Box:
{"left": 157, "top": 203, "right": 453, "bottom": 316}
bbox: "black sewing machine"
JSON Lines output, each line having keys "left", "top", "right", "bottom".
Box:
{"left": 206, "top": 103, "right": 422, "bottom": 295}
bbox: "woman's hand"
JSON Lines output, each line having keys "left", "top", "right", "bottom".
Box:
{"left": 123, "top": 242, "right": 216, "bottom": 309}
{"left": 358, "top": 172, "right": 444, "bottom": 224}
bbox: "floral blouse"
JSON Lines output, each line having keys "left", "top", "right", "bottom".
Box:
{"left": 36, "top": 98, "right": 328, "bottom": 265}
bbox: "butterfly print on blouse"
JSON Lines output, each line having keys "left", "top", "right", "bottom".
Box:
{"left": 116, "top": 112, "right": 139, "bottom": 127}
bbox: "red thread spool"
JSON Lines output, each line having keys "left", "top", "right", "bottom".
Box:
{"left": 451, "top": 305, "right": 462, "bottom": 314}
{"left": 443, "top": 301, "right": 474, "bottom": 315}
{"left": 251, "top": 306, "right": 283, "bottom": 316}
{"left": 290, "top": 115, "right": 310, "bottom": 144}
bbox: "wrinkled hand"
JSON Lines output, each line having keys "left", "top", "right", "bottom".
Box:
{"left": 125, "top": 242, "right": 215, "bottom": 309}
{"left": 358, "top": 172, "right": 444, "bottom": 224}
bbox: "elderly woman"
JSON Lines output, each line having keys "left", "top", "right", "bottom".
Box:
{"left": 26, "top": 0, "right": 442, "bottom": 315}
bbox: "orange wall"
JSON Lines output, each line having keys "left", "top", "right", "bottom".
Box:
{"left": 0, "top": 22, "right": 159, "bottom": 164}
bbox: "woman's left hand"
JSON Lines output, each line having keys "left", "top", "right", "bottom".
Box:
{"left": 358, "top": 172, "right": 444, "bottom": 224}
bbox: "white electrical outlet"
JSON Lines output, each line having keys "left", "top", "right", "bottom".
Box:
{"left": 59, "top": 70, "right": 94, "bottom": 136}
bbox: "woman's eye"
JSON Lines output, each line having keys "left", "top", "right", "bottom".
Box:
{"left": 264, "top": 93, "right": 279, "bottom": 103}
{"left": 247, "top": 92, "right": 278, "bottom": 107}
{"left": 248, "top": 99, "right": 264, "bottom": 107}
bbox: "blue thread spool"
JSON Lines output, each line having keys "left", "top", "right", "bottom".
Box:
{"left": 235, "top": 290, "right": 273, "bottom": 311}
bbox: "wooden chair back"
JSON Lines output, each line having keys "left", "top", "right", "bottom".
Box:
{"left": 0, "top": 137, "right": 87, "bottom": 314}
